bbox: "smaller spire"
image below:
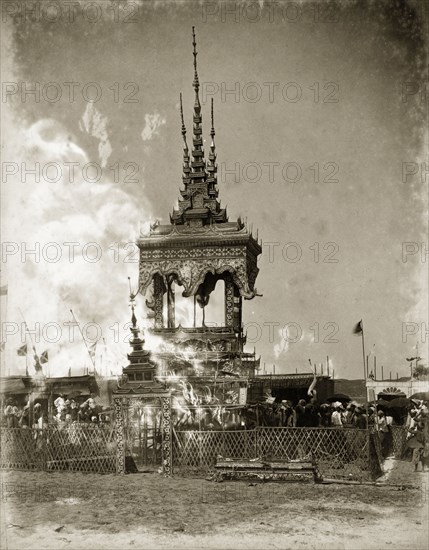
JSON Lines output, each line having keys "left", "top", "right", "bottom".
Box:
{"left": 128, "top": 277, "right": 144, "bottom": 347}
{"left": 180, "top": 92, "right": 187, "bottom": 137}
{"left": 210, "top": 97, "right": 215, "bottom": 141}
{"left": 180, "top": 93, "right": 190, "bottom": 185}
{"left": 192, "top": 26, "right": 199, "bottom": 95}
{"left": 207, "top": 98, "right": 217, "bottom": 190}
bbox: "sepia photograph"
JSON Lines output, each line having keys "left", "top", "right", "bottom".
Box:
{"left": 0, "top": 1, "right": 428, "bottom": 549}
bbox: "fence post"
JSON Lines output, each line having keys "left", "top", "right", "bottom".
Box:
{"left": 255, "top": 427, "right": 259, "bottom": 458}
{"left": 42, "top": 427, "right": 47, "bottom": 471}
{"left": 114, "top": 397, "right": 125, "bottom": 474}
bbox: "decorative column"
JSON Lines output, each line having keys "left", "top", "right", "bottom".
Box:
{"left": 224, "top": 275, "right": 234, "bottom": 327}
{"left": 114, "top": 397, "right": 125, "bottom": 474}
{"left": 161, "top": 395, "right": 172, "bottom": 477}
{"left": 233, "top": 285, "right": 242, "bottom": 333}
{"left": 153, "top": 274, "right": 164, "bottom": 329}
{"left": 167, "top": 275, "right": 175, "bottom": 329}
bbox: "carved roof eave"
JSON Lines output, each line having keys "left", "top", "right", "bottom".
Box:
{"left": 138, "top": 222, "right": 260, "bottom": 248}
{"left": 150, "top": 325, "right": 236, "bottom": 336}
{"left": 138, "top": 234, "right": 262, "bottom": 262}
{"left": 139, "top": 261, "right": 258, "bottom": 299}
{"left": 113, "top": 384, "right": 170, "bottom": 397}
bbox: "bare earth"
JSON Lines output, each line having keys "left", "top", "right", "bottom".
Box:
{"left": 1, "top": 460, "right": 428, "bottom": 550}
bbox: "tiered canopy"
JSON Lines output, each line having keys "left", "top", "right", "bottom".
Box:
{"left": 138, "top": 28, "right": 261, "bottom": 304}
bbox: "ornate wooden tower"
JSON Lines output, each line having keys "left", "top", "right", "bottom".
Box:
{"left": 138, "top": 28, "right": 262, "bottom": 390}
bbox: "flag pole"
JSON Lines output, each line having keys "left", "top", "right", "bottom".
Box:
{"left": 3, "top": 284, "right": 8, "bottom": 376}
{"left": 18, "top": 308, "right": 39, "bottom": 376}
{"left": 69, "top": 309, "right": 97, "bottom": 374}
{"left": 359, "top": 319, "right": 370, "bottom": 430}
{"left": 360, "top": 320, "right": 366, "bottom": 382}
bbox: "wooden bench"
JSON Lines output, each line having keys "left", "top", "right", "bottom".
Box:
{"left": 214, "top": 457, "right": 321, "bottom": 483}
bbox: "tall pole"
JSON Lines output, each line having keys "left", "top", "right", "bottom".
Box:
{"left": 18, "top": 308, "right": 38, "bottom": 377}
{"left": 360, "top": 320, "right": 369, "bottom": 429}
{"left": 2, "top": 288, "right": 8, "bottom": 376}
{"left": 70, "top": 309, "right": 96, "bottom": 374}
{"left": 360, "top": 320, "right": 366, "bottom": 382}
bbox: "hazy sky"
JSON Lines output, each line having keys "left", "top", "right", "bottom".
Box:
{"left": 1, "top": 0, "right": 427, "bottom": 379}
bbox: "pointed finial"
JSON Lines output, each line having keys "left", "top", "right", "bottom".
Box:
{"left": 180, "top": 92, "right": 186, "bottom": 137}
{"left": 210, "top": 97, "right": 215, "bottom": 140}
{"left": 192, "top": 26, "right": 198, "bottom": 90}
{"left": 128, "top": 277, "right": 137, "bottom": 327}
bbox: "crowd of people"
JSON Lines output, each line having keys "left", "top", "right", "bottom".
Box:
{"left": 249, "top": 398, "right": 392, "bottom": 429}
{"left": 405, "top": 401, "right": 429, "bottom": 472}
{"left": 2, "top": 393, "right": 112, "bottom": 429}
{"left": 2, "top": 393, "right": 428, "bottom": 471}
{"left": 243, "top": 396, "right": 429, "bottom": 467}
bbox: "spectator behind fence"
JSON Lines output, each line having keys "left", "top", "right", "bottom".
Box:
{"left": 4, "top": 398, "right": 20, "bottom": 428}
{"left": 331, "top": 405, "right": 343, "bottom": 427}
{"left": 354, "top": 408, "right": 368, "bottom": 429}
{"left": 320, "top": 404, "right": 331, "bottom": 427}
{"left": 69, "top": 399, "right": 78, "bottom": 422}
{"left": 54, "top": 394, "right": 66, "bottom": 414}
{"left": 377, "top": 410, "right": 390, "bottom": 458}
{"left": 295, "top": 399, "right": 307, "bottom": 427}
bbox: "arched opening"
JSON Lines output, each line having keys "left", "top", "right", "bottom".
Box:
{"left": 204, "top": 279, "right": 224, "bottom": 327}
{"left": 174, "top": 278, "right": 226, "bottom": 328}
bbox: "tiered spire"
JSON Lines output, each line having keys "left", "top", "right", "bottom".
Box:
{"left": 171, "top": 27, "right": 227, "bottom": 227}
{"left": 190, "top": 26, "right": 206, "bottom": 183}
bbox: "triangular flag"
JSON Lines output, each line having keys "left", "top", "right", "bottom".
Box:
{"left": 0, "top": 285, "right": 7, "bottom": 296}
{"left": 17, "top": 344, "right": 27, "bottom": 356}
{"left": 40, "top": 350, "right": 49, "bottom": 364}
{"left": 88, "top": 341, "right": 97, "bottom": 359}
{"left": 353, "top": 320, "right": 363, "bottom": 334}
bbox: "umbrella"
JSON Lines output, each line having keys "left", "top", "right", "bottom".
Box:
{"left": 375, "top": 399, "right": 391, "bottom": 408}
{"left": 326, "top": 394, "right": 351, "bottom": 403}
{"left": 386, "top": 397, "right": 410, "bottom": 408}
{"left": 409, "top": 392, "right": 429, "bottom": 401}
{"left": 378, "top": 391, "right": 406, "bottom": 398}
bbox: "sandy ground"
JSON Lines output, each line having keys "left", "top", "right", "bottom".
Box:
{"left": 1, "top": 460, "right": 428, "bottom": 550}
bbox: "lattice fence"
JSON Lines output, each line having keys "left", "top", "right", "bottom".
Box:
{"left": 390, "top": 426, "right": 407, "bottom": 459}
{"left": 173, "top": 430, "right": 257, "bottom": 470}
{"left": 0, "top": 426, "right": 116, "bottom": 473}
{"left": 173, "top": 427, "right": 383, "bottom": 481}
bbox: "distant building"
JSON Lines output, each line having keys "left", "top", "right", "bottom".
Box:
{"left": 366, "top": 376, "right": 429, "bottom": 400}
{"left": 248, "top": 374, "right": 333, "bottom": 404}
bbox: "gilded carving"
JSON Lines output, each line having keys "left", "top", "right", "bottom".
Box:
{"left": 139, "top": 249, "right": 258, "bottom": 299}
